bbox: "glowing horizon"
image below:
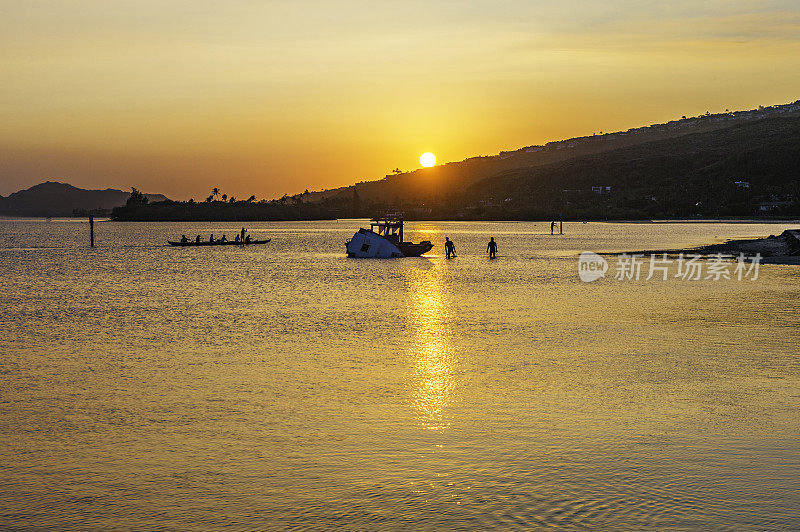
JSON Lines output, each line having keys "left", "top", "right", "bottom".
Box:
{"left": 1, "top": 1, "right": 799, "bottom": 200}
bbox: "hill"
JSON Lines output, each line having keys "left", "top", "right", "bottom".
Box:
{"left": 0, "top": 182, "right": 168, "bottom": 217}
{"left": 111, "top": 98, "right": 800, "bottom": 221}
{"left": 461, "top": 115, "right": 800, "bottom": 219}
{"left": 310, "top": 99, "right": 800, "bottom": 218}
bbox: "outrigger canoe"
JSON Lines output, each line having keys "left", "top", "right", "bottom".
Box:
{"left": 168, "top": 239, "right": 271, "bottom": 247}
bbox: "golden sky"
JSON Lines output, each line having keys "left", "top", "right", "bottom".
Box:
{"left": 1, "top": 1, "right": 799, "bottom": 200}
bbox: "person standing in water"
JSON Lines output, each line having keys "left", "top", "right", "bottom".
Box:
{"left": 487, "top": 237, "right": 498, "bottom": 259}
{"left": 444, "top": 237, "right": 456, "bottom": 259}
{"left": 550, "top": 221, "right": 556, "bottom": 235}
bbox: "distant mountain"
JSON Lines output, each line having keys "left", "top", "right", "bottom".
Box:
{"left": 312, "top": 99, "right": 800, "bottom": 213}
{"left": 110, "top": 99, "right": 800, "bottom": 221}
{"left": 460, "top": 114, "right": 800, "bottom": 219}
{"left": 0, "top": 181, "right": 168, "bottom": 217}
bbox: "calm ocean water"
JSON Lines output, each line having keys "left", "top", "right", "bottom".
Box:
{"left": 1, "top": 219, "right": 799, "bottom": 530}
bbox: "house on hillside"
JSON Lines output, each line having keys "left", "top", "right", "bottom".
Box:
{"left": 759, "top": 200, "right": 792, "bottom": 212}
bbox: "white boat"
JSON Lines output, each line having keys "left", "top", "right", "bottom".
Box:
{"left": 346, "top": 218, "right": 433, "bottom": 258}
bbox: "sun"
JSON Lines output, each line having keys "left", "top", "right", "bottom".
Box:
{"left": 420, "top": 152, "right": 436, "bottom": 167}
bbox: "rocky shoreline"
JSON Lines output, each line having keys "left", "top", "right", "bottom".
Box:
{"left": 635, "top": 229, "right": 800, "bottom": 265}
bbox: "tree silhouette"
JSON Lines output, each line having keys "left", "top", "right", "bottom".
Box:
{"left": 212, "top": 188, "right": 220, "bottom": 200}
{"left": 222, "top": 193, "right": 227, "bottom": 202}
{"left": 247, "top": 195, "right": 256, "bottom": 202}
{"left": 126, "top": 187, "right": 149, "bottom": 207}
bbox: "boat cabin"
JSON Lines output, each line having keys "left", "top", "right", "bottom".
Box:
{"left": 370, "top": 218, "right": 404, "bottom": 244}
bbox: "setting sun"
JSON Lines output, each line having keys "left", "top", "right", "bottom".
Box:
{"left": 420, "top": 152, "right": 436, "bottom": 167}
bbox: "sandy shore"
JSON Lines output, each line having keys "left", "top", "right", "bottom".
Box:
{"left": 633, "top": 229, "right": 800, "bottom": 265}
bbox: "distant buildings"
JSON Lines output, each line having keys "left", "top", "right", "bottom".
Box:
{"left": 759, "top": 200, "right": 792, "bottom": 212}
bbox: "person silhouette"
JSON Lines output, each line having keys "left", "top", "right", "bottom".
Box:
{"left": 550, "top": 221, "right": 556, "bottom": 235}
{"left": 445, "top": 237, "right": 456, "bottom": 259}
{"left": 220, "top": 234, "right": 228, "bottom": 242}
{"left": 209, "top": 234, "right": 215, "bottom": 243}
{"left": 487, "top": 237, "right": 497, "bottom": 259}
{"left": 195, "top": 235, "right": 201, "bottom": 243}
{"left": 180, "top": 234, "right": 188, "bottom": 243}
{"left": 241, "top": 227, "right": 246, "bottom": 242}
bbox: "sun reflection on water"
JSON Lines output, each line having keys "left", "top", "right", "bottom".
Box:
{"left": 404, "top": 264, "right": 456, "bottom": 430}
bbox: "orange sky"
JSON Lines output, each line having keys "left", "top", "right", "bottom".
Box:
{"left": 1, "top": 1, "right": 799, "bottom": 200}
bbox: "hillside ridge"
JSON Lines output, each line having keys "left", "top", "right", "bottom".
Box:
{"left": 0, "top": 181, "right": 168, "bottom": 217}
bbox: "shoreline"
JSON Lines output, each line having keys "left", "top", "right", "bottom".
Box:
{"left": 621, "top": 229, "right": 800, "bottom": 265}
{"left": 2, "top": 215, "right": 800, "bottom": 224}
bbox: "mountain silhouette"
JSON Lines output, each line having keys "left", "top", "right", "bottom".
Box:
{"left": 0, "top": 181, "right": 168, "bottom": 217}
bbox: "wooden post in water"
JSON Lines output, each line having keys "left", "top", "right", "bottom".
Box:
{"left": 560, "top": 219, "right": 563, "bottom": 235}
{"left": 89, "top": 215, "right": 95, "bottom": 247}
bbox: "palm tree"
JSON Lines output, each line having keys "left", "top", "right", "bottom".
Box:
{"left": 212, "top": 187, "right": 220, "bottom": 200}
{"left": 247, "top": 195, "right": 256, "bottom": 202}
{"left": 221, "top": 193, "right": 227, "bottom": 202}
